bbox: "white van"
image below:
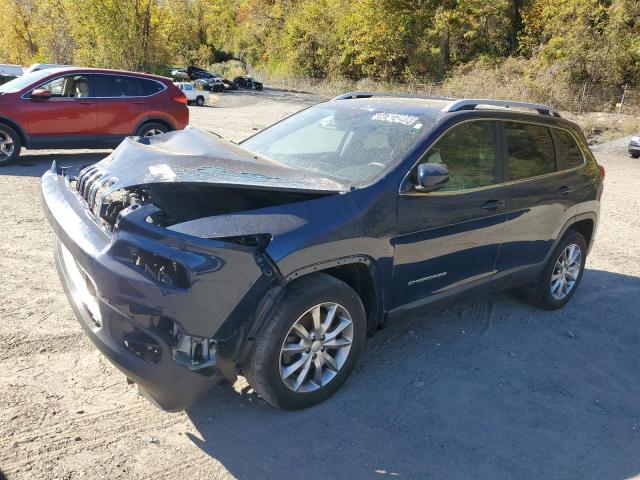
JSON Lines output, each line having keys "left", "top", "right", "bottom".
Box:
{"left": 0, "top": 64, "right": 23, "bottom": 77}
{"left": 23, "top": 63, "right": 73, "bottom": 74}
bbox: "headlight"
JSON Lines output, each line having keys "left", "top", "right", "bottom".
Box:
{"left": 631, "top": 136, "right": 640, "bottom": 143}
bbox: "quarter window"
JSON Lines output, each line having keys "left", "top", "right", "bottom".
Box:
{"left": 422, "top": 121, "right": 498, "bottom": 191}
{"left": 555, "top": 129, "right": 584, "bottom": 170}
{"left": 505, "top": 122, "right": 555, "bottom": 180}
{"left": 138, "top": 78, "right": 163, "bottom": 96}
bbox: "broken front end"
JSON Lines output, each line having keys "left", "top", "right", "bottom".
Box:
{"left": 42, "top": 162, "right": 286, "bottom": 411}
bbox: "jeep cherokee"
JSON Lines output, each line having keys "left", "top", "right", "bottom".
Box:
{"left": 41, "top": 93, "right": 604, "bottom": 410}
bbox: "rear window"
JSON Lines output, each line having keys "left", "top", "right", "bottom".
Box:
{"left": 555, "top": 129, "right": 584, "bottom": 170}
{"left": 505, "top": 122, "right": 556, "bottom": 181}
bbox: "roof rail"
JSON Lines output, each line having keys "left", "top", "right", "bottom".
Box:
{"left": 443, "top": 99, "right": 561, "bottom": 117}
{"left": 331, "top": 91, "right": 455, "bottom": 102}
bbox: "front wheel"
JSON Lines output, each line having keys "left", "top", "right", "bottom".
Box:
{"left": 195, "top": 95, "right": 205, "bottom": 106}
{"left": 527, "top": 229, "right": 587, "bottom": 310}
{"left": 246, "top": 273, "right": 366, "bottom": 409}
{"left": 631, "top": 153, "right": 640, "bottom": 159}
{"left": 136, "top": 122, "right": 168, "bottom": 138}
{"left": 0, "top": 123, "right": 21, "bottom": 166}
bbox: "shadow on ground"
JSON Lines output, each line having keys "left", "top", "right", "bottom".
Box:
{"left": 0, "top": 151, "right": 109, "bottom": 178}
{"left": 186, "top": 268, "right": 640, "bottom": 479}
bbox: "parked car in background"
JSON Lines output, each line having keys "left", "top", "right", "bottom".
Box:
{"left": 233, "top": 76, "right": 263, "bottom": 90}
{"left": 42, "top": 94, "right": 603, "bottom": 411}
{"left": 173, "top": 81, "right": 209, "bottom": 105}
{"left": 221, "top": 78, "right": 238, "bottom": 90}
{"left": 194, "top": 78, "right": 224, "bottom": 92}
{"left": 23, "top": 63, "right": 74, "bottom": 74}
{"left": 171, "top": 68, "right": 190, "bottom": 81}
{"left": 0, "top": 64, "right": 23, "bottom": 78}
{"left": 628, "top": 135, "right": 640, "bottom": 158}
{"left": 0, "top": 67, "right": 188, "bottom": 165}
{"left": 0, "top": 74, "right": 18, "bottom": 86}
{"left": 187, "top": 66, "right": 220, "bottom": 81}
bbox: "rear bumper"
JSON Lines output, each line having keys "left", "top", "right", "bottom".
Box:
{"left": 41, "top": 163, "right": 272, "bottom": 410}
{"left": 629, "top": 144, "right": 640, "bottom": 155}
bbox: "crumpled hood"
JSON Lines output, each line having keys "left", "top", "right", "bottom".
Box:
{"left": 90, "top": 128, "right": 347, "bottom": 193}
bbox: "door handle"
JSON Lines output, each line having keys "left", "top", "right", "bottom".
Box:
{"left": 558, "top": 186, "right": 574, "bottom": 195}
{"left": 132, "top": 101, "right": 145, "bottom": 105}
{"left": 78, "top": 101, "right": 94, "bottom": 105}
{"left": 481, "top": 199, "right": 506, "bottom": 211}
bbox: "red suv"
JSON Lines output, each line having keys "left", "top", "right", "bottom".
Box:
{"left": 0, "top": 67, "right": 188, "bottom": 165}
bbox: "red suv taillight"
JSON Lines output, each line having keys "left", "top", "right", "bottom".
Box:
{"left": 597, "top": 164, "right": 605, "bottom": 180}
{"left": 172, "top": 93, "right": 187, "bottom": 105}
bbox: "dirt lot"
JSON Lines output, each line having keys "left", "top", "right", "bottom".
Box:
{"left": 1, "top": 89, "right": 639, "bottom": 480}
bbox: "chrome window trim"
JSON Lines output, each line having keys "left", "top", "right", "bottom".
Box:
{"left": 400, "top": 117, "right": 587, "bottom": 196}
{"left": 20, "top": 72, "right": 167, "bottom": 100}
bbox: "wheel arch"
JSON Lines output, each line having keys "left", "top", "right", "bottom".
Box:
{"left": 233, "top": 256, "right": 385, "bottom": 369}
{"left": 545, "top": 212, "right": 598, "bottom": 265}
{"left": 133, "top": 117, "right": 175, "bottom": 136}
{"left": 0, "top": 116, "right": 27, "bottom": 147}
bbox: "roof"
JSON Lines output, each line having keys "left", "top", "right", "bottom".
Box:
{"left": 332, "top": 92, "right": 561, "bottom": 118}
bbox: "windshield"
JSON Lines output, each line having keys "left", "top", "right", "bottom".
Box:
{"left": 0, "top": 69, "right": 56, "bottom": 93}
{"left": 241, "top": 102, "right": 440, "bottom": 185}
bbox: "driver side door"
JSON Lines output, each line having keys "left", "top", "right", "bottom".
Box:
{"left": 25, "top": 73, "right": 98, "bottom": 148}
{"left": 390, "top": 119, "right": 508, "bottom": 309}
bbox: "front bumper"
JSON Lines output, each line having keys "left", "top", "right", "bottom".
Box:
{"left": 42, "top": 162, "right": 273, "bottom": 410}
{"left": 54, "top": 239, "right": 221, "bottom": 410}
{"left": 629, "top": 143, "right": 640, "bottom": 155}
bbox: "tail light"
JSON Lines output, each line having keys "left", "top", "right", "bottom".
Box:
{"left": 597, "top": 164, "right": 605, "bottom": 180}
{"left": 172, "top": 93, "right": 187, "bottom": 104}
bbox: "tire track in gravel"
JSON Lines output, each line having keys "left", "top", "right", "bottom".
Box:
{"left": 2, "top": 407, "right": 184, "bottom": 473}
{"left": 0, "top": 331, "right": 84, "bottom": 361}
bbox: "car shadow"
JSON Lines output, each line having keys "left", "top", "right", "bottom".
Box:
{"left": 185, "top": 268, "right": 640, "bottom": 479}
{"left": 0, "top": 151, "right": 109, "bottom": 178}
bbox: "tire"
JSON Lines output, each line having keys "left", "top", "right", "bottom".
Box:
{"left": 195, "top": 96, "right": 205, "bottom": 106}
{"left": 245, "top": 273, "right": 366, "bottom": 410}
{"left": 136, "top": 122, "right": 168, "bottom": 138}
{"left": 631, "top": 153, "right": 640, "bottom": 159}
{"left": 526, "top": 229, "right": 587, "bottom": 310}
{"left": 0, "top": 123, "right": 22, "bottom": 166}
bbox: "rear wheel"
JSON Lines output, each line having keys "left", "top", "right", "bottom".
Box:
{"left": 526, "top": 229, "right": 587, "bottom": 310}
{"left": 136, "top": 122, "right": 168, "bottom": 138}
{"left": 631, "top": 153, "right": 640, "bottom": 159}
{"left": 0, "top": 123, "right": 21, "bottom": 166}
{"left": 195, "top": 95, "right": 205, "bottom": 106}
{"left": 246, "top": 273, "right": 366, "bottom": 410}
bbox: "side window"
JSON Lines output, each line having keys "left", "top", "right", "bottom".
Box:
{"left": 138, "top": 79, "right": 163, "bottom": 96}
{"left": 184, "top": 84, "right": 193, "bottom": 91}
{"left": 93, "top": 75, "right": 141, "bottom": 97}
{"left": 423, "top": 121, "right": 498, "bottom": 191}
{"left": 38, "top": 75, "right": 90, "bottom": 98}
{"left": 555, "top": 129, "right": 584, "bottom": 170}
{"left": 505, "top": 122, "right": 555, "bottom": 180}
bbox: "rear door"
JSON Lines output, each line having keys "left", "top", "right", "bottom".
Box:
{"left": 494, "top": 121, "right": 581, "bottom": 274}
{"left": 391, "top": 120, "right": 508, "bottom": 309}
{"left": 93, "top": 74, "right": 162, "bottom": 147}
{"left": 26, "top": 73, "right": 97, "bottom": 148}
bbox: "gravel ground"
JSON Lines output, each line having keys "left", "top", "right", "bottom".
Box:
{"left": 1, "top": 88, "right": 639, "bottom": 480}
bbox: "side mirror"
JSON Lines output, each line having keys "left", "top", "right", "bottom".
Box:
{"left": 30, "top": 88, "right": 51, "bottom": 100}
{"left": 415, "top": 163, "right": 449, "bottom": 191}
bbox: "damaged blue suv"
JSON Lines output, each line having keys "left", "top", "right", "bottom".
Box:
{"left": 42, "top": 93, "right": 604, "bottom": 410}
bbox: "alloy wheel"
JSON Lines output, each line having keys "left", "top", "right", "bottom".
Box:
{"left": 143, "top": 128, "right": 164, "bottom": 137}
{"left": 0, "top": 132, "right": 14, "bottom": 160}
{"left": 279, "top": 302, "right": 353, "bottom": 393}
{"left": 550, "top": 243, "right": 582, "bottom": 300}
